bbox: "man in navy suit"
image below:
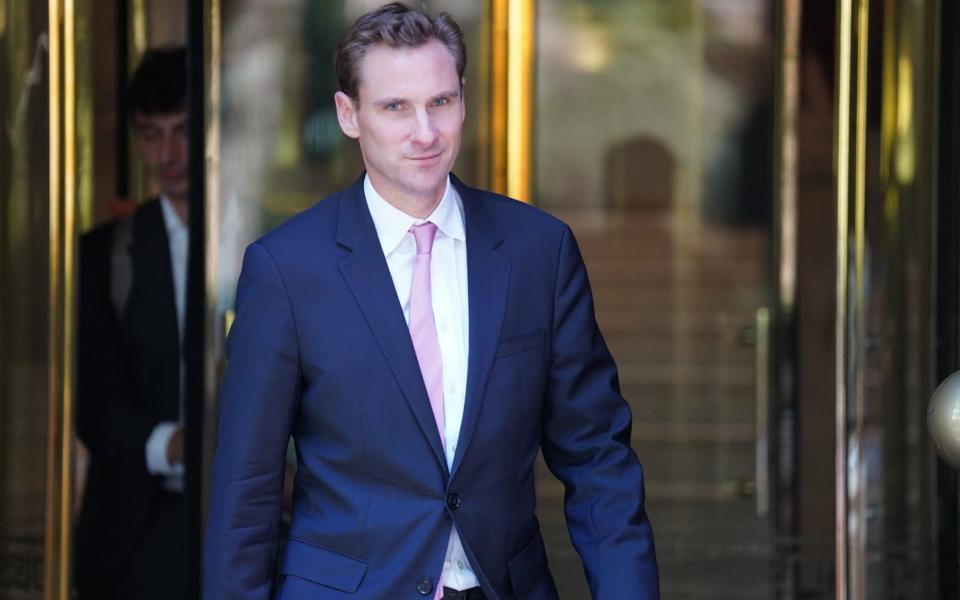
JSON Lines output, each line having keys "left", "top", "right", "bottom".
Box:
{"left": 203, "top": 4, "right": 658, "bottom": 599}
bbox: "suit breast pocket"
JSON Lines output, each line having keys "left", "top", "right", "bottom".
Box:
{"left": 495, "top": 329, "right": 546, "bottom": 360}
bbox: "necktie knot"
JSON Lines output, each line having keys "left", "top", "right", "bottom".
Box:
{"left": 410, "top": 222, "right": 438, "bottom": 255}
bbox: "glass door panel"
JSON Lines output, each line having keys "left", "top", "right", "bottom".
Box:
{"left": 1, "top": 1, "right": 81, "bottom": 597}
{"left": 533, "top": 2, "right": 780, "bottom": 597}
{"left": 839, "top": 0, "right": 940, "bottom": 596}
{"left": 0, "top": 4, "right": 51, "bottom": 597}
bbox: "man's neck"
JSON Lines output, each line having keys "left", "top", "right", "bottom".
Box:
{"left": 165, "top": 195, "right": 189, "bottom": 226}
{"left": 367, "top": 177, "right": 445, "bottom": 219}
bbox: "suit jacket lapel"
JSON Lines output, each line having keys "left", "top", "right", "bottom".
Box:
{"left": 335, "top": 177, "right": 448, "bottom": 471}
{"left": 451, "top": 176, "right": 510, "bottom": 476}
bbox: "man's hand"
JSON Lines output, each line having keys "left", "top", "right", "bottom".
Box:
{"left": 166, "top": 427, "right": 185, "bottom": 466}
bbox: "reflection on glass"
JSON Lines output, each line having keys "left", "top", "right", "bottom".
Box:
{"left": 853, "top": 0, "right": 938, "bottom": 596}
{"left": 535, "top": 1, "right": 779, "bottom": 596}
{"left": 0, "top": 5, "right": 51, "bottom": 599}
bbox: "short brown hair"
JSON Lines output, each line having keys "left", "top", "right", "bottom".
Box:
{"left": 334, "top": 2, "right": 466, "bottom": 100}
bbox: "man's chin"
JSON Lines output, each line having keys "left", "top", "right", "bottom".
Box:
{"left": 160, "top": 184, "right": 189, "bottom": 201}
{"left": 405, "top": 174, "right": 449, "bottom": 201}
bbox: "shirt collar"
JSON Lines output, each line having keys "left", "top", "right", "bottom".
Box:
{"left": 158, "top": 195, "right": 188, "bottom": 238}
{"left": 364, "top": 174, "right": 465, "bottom": 257}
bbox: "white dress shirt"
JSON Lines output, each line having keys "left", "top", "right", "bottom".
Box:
{"left": 364, "top": 175, "right": 479, "bottom": 591}
{"left": 145, "top": 195, "right": 188, "bottom": 490}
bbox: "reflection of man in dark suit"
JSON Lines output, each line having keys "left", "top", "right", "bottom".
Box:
{"left": 75, "top": 47, "right": 190, "bottom": 600}
{"left": 204, "top": 4, "right": 658, "bottom": 599}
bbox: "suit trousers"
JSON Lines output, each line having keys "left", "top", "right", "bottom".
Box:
{"left": 115, "top": 490, "right": 187, "bottom": 600}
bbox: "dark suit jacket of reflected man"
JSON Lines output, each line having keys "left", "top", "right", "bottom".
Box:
{"left": 76, "top": 199, "right": 187, "bottom": 599}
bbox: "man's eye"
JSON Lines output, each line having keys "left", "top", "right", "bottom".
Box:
{"left": 433, "top": 97, "right": 449, "bottom": 107}
{"left": 385, "top": 103, "right": 401, "bottom": 111}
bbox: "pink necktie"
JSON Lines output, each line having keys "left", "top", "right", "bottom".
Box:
{"left": 409, "top": 222, "right": 445, "bottom": 446}
{"left": 408, "top": 223, "right": 447, "bottom": 600}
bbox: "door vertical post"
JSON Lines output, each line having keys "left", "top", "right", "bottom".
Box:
{"left": 489, "top": 0, "right": 534, "bottom": 202}
{"left": 834, "top": 0, "right": 871, "bottom": 597}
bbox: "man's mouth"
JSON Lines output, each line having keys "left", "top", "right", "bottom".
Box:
{"left": 409, "top": 151, "right": 443, "bottom": 162}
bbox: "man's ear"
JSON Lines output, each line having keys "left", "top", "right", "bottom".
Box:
{"left": 334, "top": 91, "right": 360, "bottom": 139}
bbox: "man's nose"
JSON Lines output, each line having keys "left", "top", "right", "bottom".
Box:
{"left": 410, "top": 110, "right": 438, "bottom": 146}
{"left": 159, "top": 133, "right": 179, "bottom": 163}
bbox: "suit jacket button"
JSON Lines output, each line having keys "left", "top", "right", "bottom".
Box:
{"left": 447, "top": 493, "right": 462, "bottom": 510}
{"left": 416, "top": 576, "right": 433, "bottom": 596}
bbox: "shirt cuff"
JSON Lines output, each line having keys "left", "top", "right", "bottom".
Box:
{"left": 146, "top": 422, "right": 184, "bottom": 476}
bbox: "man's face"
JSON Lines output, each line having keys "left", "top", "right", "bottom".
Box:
{"left": 131, "top": 109, "right": 189, "bottom": 202}
{"left": 335, "top": 40, "right": 465, "bottom": 210}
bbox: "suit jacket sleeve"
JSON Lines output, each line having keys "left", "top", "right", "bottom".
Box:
{"left": 204, "top": 242, "right": 301, "bottom": 600}
{"left": 76, "top": 225, "right": 155, "bottom": 477}
{"left": 540, "top": 225, "right": 659, "bottom": 598}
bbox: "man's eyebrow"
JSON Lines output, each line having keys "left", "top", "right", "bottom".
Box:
{"left": 372, "top": 96, "right": 406, "bottom": 107}
{"left": 371, "top": 90, "right": 462, "bottom": 106}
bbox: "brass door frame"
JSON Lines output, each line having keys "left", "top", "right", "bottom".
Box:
{"left": 45, "top": 0, "right": 87, "bottom": 597}
{"left": 488, "top": 0, "right": 534, "bottom": 202}
{"left": 834, "top": 1, "right": 870, "bottom": 596}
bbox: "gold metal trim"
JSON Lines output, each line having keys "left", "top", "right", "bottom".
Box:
{"left": 45, "top": 0, "right": 63, "bottom": 591}
{"left": 835, "top": 0, "right": 870, "bottom": 597}
{"left": 60, "top": 1, "right": 77, "bottom": 596}
{"left": 850, "top": 2, "right": 870, "bottom": 597}
{"left": 489, "top": 0, "right": 534, "bottom": 202}
{"left": 505, "top": 0, "right": 534, "bottom": 202}
{"left": 489, "top": 0, "right": 507, "bottom": 195}
{"left": 834, "top": 1, "right": 853, "bottom": 597}
{"left": 45, "top": 1, "right": 75, "bottom": 598}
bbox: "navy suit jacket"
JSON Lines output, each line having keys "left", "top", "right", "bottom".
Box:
{"left": 203, "top": 175, "right": 658, "bottom": 599}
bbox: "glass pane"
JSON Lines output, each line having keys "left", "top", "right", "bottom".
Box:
{"left": 0, "top": 3, "right": 50, "bottom": 598}
{"left": 534, "top": 1, "right": 778, "bottom": 597}
{"left": 854, "top": 0, "right": 939, "bottom": 596}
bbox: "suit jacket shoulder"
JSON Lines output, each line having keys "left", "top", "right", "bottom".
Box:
{"left": 453, "top": 176, "right": 570, "bottom": 248}
{"left": 257, "top": 186, "right": 346, "bottom": 254}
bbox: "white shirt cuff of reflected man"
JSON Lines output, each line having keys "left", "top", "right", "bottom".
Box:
{"left": 146, "top": 421, "right": 185, "bottom": 477}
